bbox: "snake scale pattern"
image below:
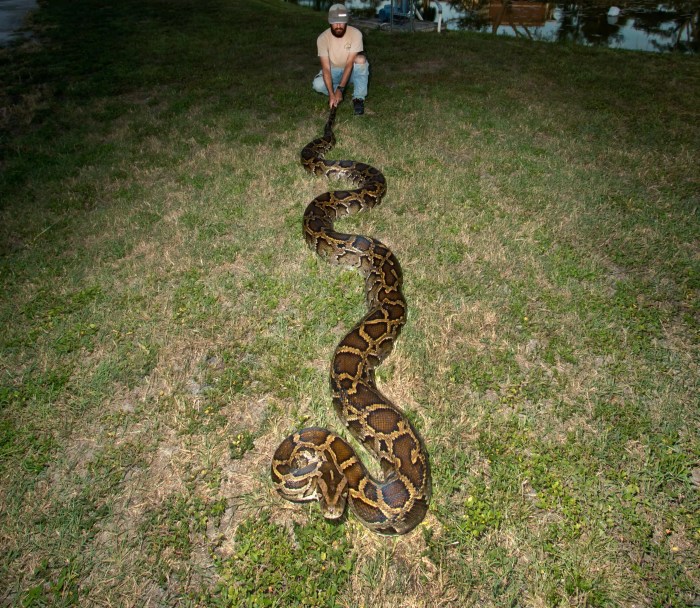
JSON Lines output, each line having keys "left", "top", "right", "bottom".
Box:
{"left": 271, "top": 108, "right": 431, "bottom": 535}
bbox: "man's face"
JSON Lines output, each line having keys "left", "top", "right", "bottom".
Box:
{"left": 330, "top": 22, "right": 347, "bottom": 38}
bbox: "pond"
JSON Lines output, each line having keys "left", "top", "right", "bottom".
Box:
{"left": 286, "top": 0, "right": 700, "bottom": 53}
{"left": 0, "top": 0, "right": 36, "bottom": 46}
{"left": 1, "top": 0, "right": 696, "bottom": 53}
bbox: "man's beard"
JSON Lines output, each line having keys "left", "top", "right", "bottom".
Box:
{"left": 331, "top": 25, "right": 347, "bottom": 38}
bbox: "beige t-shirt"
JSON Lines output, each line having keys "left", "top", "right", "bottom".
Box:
{"left": 316, "top": 26, "right": 363, "bottom": 69}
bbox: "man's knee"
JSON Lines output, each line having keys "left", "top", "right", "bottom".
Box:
{"left": 312, "top": 73, "right": 327, "bottom": 94}
{"left": 353, "top": 60, "right": 369, "bottom": 75}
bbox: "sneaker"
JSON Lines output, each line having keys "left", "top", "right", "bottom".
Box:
{"left": 353, "top": 98, "right": 365, "bottom": 115}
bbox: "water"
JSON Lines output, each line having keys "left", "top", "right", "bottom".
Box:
{"left": 443, "top": 0, "right": 699, "bottom": 53}
{"left": 0, "top": 0, "right": 36, "bottom": 45}
{"left": 288, "top": 0, "right": 700, "bottom": 53}
{"left": 1, "top": 0, "right": 696, "bottom": 52}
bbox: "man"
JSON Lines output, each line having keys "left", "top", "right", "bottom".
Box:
{"left": 312, "top": 3, "right": 369, "bottom": 115}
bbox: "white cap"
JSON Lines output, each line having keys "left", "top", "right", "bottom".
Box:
{"left": 328, "top": 4, "right": 349, "bottom": 24}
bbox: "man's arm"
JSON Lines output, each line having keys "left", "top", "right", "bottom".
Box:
{"left": 320, "top": 53, "right": 358, "bottom": 108}
{"left": 320, "top": 56, "right": 340, "bottom": 108}
{"left": 336, "top": 51, "right": 358, "bottom": 102}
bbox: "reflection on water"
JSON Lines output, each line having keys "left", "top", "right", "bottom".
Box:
{"left": 286, "top": 0, "right": 699, "bottom": 53}
{"left": 0, "top": 0, "right": 37, "bottom": 45}
{"left": 451, "top": 0, "right": 699, "bottom": 52}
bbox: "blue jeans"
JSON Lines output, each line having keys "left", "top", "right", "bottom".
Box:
{"left": 312, "top": 61, "right": 369, "bottom": 100}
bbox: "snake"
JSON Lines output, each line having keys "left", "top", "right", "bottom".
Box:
{"left": 270, "top": 107, "right": 431, "bottom": 535}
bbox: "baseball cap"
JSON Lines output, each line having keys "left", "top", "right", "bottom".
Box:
{"left": 328, "top": 3, "right": 349, "bottom": 24}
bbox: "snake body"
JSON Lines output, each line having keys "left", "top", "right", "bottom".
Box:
{"left": 271, "top": 108, "right": 430, "bottom": 535}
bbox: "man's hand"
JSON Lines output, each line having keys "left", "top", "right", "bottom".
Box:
{"left": 330, "top": 87, "right": 343, "bottom": 108}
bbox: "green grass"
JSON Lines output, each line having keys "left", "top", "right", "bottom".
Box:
{"left": 1, "top": 0, "right": 698, "bottom": 605}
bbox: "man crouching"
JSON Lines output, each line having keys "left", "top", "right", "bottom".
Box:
{"left": 312, "top": 3, "right": 369, "bottom": 115}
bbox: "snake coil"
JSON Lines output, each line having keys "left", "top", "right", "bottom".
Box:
{"left": 271, "top": 108, "right": 430, "bottom": 534}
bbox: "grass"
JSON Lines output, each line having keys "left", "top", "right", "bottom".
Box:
{"left": 0, "top": 0, "right": 698, "bottom": 605}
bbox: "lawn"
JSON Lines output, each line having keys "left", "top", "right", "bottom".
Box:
{"left": 0, "top": 0, "right": 698, "bottom": 606}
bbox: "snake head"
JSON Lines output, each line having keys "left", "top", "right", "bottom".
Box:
{"left": 316, "top": 460, "right": 348, "bottom": 520}
{"left": 272, "top": 448, "right": 348, "bottom": 521}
